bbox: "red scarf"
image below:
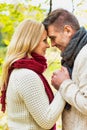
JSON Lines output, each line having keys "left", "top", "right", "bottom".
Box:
{"left": 0, "top": 53, "right": 56, "bottom": 130}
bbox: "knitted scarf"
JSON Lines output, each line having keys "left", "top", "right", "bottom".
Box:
{"left": 61, "top": 27, "right": 87, "bottom": 110}
{"left": 1, "top": 52, "right": 56, "bottom": 130}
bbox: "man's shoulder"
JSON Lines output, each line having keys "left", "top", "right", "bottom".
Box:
{"left": 77, "top": 44, "right": 87, "bottom": 58}
{"left": 74, "top": 44, "right": 87, "bottom": 68}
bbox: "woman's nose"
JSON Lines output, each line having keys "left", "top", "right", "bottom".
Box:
{"left": 46, "top": 43, "right": 50, "bottom": 48}
{"left": 47, "top": 44, "right": 50, "bottom": 48}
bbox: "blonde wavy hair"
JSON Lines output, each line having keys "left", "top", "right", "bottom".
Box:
{"left": 1, "top": 19, "right": 45, "bottom": 88}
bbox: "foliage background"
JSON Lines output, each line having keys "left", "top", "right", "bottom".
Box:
{"left": 0, "top": 0, "right": 87, "bottom": 130}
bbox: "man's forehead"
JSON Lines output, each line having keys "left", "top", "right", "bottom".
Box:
{"left": 48, "top": 25, "right": 55, "bottom": 31}
{"left": 48, "top": 29, "right": 56, "bottom": 38}
{"left": 48, "top": 25, "right": 58, "bottom": 35}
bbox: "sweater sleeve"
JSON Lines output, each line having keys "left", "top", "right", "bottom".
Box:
{"left": 13, "top": 69, "right": 65, "bottom": 129}
{"left": 59, "top": 46, "right": 87, "bottom": 115}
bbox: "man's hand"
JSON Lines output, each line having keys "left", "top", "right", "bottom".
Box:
{"left": 51, "top": 66, "right": 70, "bottom": 90}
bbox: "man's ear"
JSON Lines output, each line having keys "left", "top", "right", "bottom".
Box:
{"left": 63, "top": 25, "right": 74, "bottom": 36}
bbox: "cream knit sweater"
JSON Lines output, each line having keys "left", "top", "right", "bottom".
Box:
{"left": 6, "top": 69, "right": 65, "bottom": 130}
{"left": 59, "top": 44, "right": 87, "bottom": 130}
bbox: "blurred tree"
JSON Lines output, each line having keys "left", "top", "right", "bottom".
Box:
{"left": 0, "top": 28, "right": 5, "bottom": 47}
{"left": 0, "top": 3, "right": 46, "bottom": 46}
{"left": 0, "top": 0, "right": 87, "bottom": 47}
{"left": 48, "top": 0, "right": 52, "bottom": 15}
{"left": 71, "top": 0, "right": 87, "bottom": 27}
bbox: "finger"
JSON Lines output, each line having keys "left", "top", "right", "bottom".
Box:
{"left": 53, "top": 69, "right": 61, "bottom": 76}
{"left": 53, "top": 70, "right": 58, "bottom": 75}
{"left": 51, "top": 79, "right": 54, "bottom": 86}
{"left": 52, "top": 72, "right": 56, "bottom": 75}
{"left": 51, "top": 74, "right": 54, "bottom": 79}
{"left": 61, "top": 66, "right": 70, "bottom": 78}
{"left": 61, "top": 66, "right": 68, "bottom": 74}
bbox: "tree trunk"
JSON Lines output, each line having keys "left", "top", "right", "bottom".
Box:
{"left": 48, "top": 0, "right": 52, "bottom": 15}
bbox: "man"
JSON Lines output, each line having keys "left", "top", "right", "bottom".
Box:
{"left": 43, "top": 8, "right": 87, "bottom": 130}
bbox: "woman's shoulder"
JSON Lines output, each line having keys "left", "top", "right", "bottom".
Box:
{"left": 9, "top": 68, "right": 44, "bottom": 91}
{"left": 10, "top": 68, "right": 41, "bottom": 81}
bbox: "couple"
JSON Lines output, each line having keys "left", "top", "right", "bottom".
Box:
{"left": 0, "top": 8, "right": 87, "bottom": 130}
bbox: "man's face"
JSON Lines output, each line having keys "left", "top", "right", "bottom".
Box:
{"left": 48, "top": 25, "right": 72, "bottom": 52}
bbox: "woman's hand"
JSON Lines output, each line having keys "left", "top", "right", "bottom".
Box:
{"left": 51, "top": 66, "right": 70, "bottom": 90}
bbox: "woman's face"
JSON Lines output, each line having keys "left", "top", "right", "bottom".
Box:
{"left": 33, "top": 30, "right": 50, "bottom": 56}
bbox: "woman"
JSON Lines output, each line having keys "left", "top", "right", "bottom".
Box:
{"left": 0, "top": 19, "right": 65, "bottom": 130}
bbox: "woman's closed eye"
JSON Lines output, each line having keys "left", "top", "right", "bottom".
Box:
{"left": 43, "top": 38, "right": 48, "bottom": 43}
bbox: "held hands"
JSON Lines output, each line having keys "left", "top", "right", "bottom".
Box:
{"left": 51, "top": 66, "right": 70, "bottom": 90}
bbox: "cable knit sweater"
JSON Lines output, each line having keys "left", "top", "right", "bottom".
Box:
{"left": 59, "top": 44, "right": 87, "bottom": 130}
{"left": 6, "top": 69, "right": 65, "bottom": 130}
